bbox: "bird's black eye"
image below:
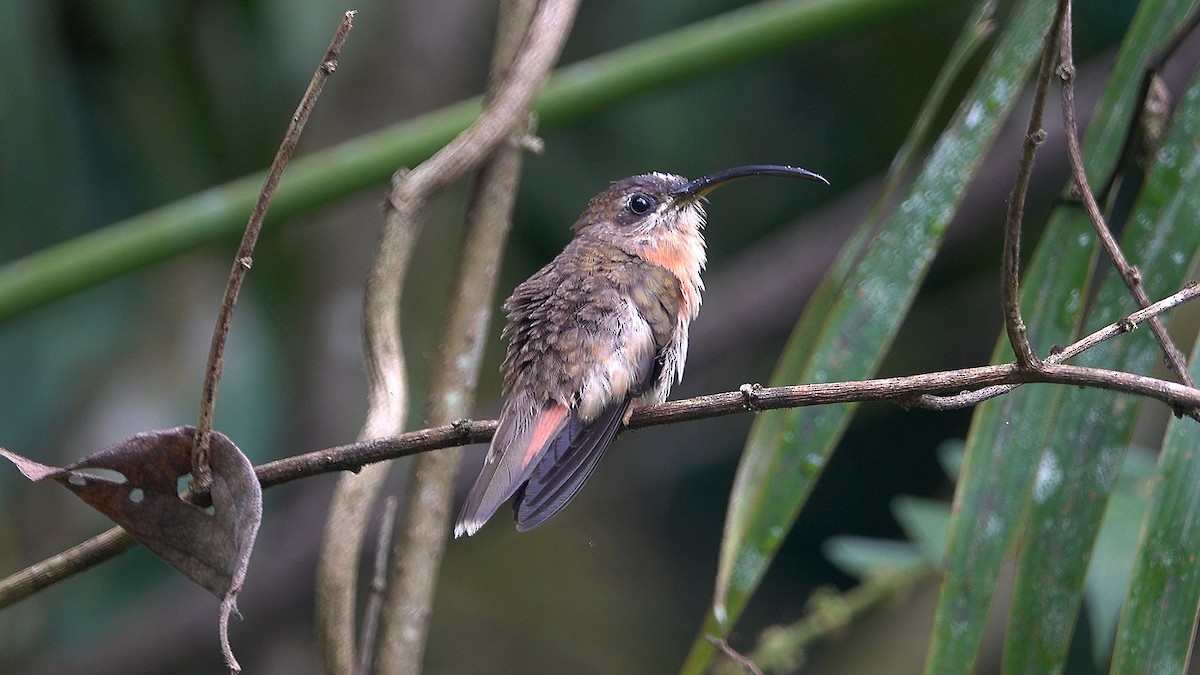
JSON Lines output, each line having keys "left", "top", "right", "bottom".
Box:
{"left": 627, "top": 193, "right": 655, "bottom": 215}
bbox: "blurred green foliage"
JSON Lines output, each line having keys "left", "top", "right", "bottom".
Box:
{"left": 0, "top": 0, "right": 1179, "bottom": 674}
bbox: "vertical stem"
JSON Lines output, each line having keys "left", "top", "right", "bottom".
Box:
{"left": 369, "top": 2, "right": 547, "bottom": 671}
{"left": 193, "top": 12, "right": 355, "bottom": 489}
{"left": 1001, "top": 0, "right": 1064, "bottom": 370}
{"left": 315, "top": 171, "right": 423, "bottom": 674}
{"left": 319, "top": 1, "right": 578, "bottom": 671}
{"left": 357, "top": 496, "right": 399, "bottom": 675}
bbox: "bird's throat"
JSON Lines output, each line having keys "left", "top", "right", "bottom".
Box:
{"left": 636, "top": 206, "right": 707, "bottom": 324}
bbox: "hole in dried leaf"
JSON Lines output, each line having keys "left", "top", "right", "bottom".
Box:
{"left": 67, "top": 468, "right": 128, "bottom": 485}
{"left": 177, "top": 473, "right": 194, "bottom": 498}
{"left": 129, "top": 488, "right": 145, "bottom": 503}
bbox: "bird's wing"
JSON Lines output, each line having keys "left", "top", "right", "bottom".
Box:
{"left": 619, "top": 258, "right": 682, "bottom": 399}
{"left": 455, "top": 244, "right": 685, "bottom": 536}
{"left": 509, "top": 258, "right": 680, "bottom": 531}
{"left": 454, "top": 399, "right": 570, "bottom": 538}
{"left": 512, "top": 398, "right": 629, "bottom": 531}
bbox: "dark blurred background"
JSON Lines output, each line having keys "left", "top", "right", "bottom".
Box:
{"left": 0, "top": 0, "right": 1144, "bottom": 672}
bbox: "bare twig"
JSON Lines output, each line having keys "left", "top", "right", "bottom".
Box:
{"left": 1056, "top": 0, "right": 1198, "bottom": 420}
{"left": 356, "top": 497, "right": 397, "bottom": 675}
{"left": 192, "top": 11, "right": 355, "bottom": 490}
{"left": 3, "top": 282, "right": 1197, "bottom": 610}
{"left": 1001, "top": 0, "right": 1066, "bottom": 370}
{"left": 0, "top": 526, "right": 137, "bottom": 608}
{"left": 707, "top": 635, "right": 765, "bottom": 675}
{"left": 627, "top": 362, "right": 1200, "bottom": 428}
{"left": 385, "top": 0, "right": 578, "bottom": 209}
{"left": 920, "top": 282, "right": 1200, "bottom": 409}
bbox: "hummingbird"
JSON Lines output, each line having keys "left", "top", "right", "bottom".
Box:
{"left": 454, "top": 165, "right": 827, "bottom": 537}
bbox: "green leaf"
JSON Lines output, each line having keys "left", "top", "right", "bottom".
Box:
{"left": 679, "top": 0, "right": 1048, "bottom": 671}
{"left": 1081, "top": 450, "right": 1153, "bottom": 666}
{"left": 1002, "top": 57, "right": 1200, "bottom": 673}
{"left": 935, "top": 440, "right": 966, "bottom": 480}
{"left": 894, "top": 496, "right": 952, "bottom": 562}
{"left": 825, "top": 536, "right": 925, "bottom": 579}
{"left": 928, "top": 222, "right": 1094, "bottom": 675}
{"left": 1111, "top": 338, "right": 1200, "bottom": 673}
{"left": 925, "top": 1, "right": 1197, "bottom": 671}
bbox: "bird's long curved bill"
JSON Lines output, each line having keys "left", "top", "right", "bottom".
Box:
{"left": 675, "top": 164, "right": 829, "bottom": 198}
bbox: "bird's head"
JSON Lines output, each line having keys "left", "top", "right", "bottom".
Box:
{"left": 572, "top": 164, "right": 828, "bottom": 250}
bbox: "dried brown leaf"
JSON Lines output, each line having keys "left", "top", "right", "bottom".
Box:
{"left": 0, "top": 425, "right": 261, "bottom": 672}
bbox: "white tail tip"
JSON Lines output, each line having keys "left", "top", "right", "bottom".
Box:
{"left": 454, "top": 520, "right": 482, "bottom": 538}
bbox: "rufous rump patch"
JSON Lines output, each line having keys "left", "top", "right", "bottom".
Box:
{"left": 521, "top": 401, "right": 569, "bottom": 469}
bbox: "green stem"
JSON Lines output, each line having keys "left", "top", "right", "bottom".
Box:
{"left": 0, "top": 0, "right": 925, "bottom": 321}
{"left": 715, "top": 563, "right": 933, "bottom": 675}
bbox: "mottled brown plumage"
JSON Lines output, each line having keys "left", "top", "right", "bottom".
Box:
{"left": 455, "top": 165, "right": 827, "bottom": 536}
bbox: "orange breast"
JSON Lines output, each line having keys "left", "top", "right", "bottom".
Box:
{"left": 639, "top": 236, "right": 703, "bottom": 321}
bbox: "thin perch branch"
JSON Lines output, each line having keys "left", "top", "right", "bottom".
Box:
{"left": 2, "top": 281, "right": 1197, "bottom": 610}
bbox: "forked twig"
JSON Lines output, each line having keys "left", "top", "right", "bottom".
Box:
{"left": 919, "top": 283, "right": 1200, "bottom": 409}
{"left": 1055, "top": 0, "right": 1198, "bottom": 420}
{"left": 372, "top": 3, "right": 551, "bottom": 670}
